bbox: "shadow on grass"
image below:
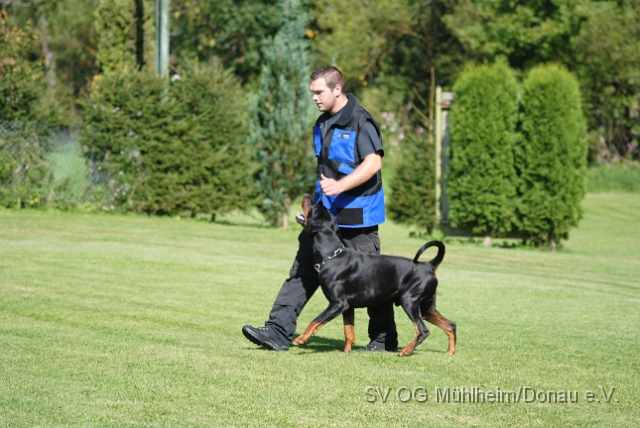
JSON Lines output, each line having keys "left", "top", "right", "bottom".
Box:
{"left": 291, "top": 336, "right": 447, "bottom": 355}
{"left": 242, "top": 334, "right": 449, "bottom": 355}
{"left": 290, "top": 336, "right": 347, "bottom": 354}
{"left": 213, "top": 219, "right": 273, "bottom": 229}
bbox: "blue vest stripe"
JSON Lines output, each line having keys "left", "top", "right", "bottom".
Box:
{"left": 315, "top": 180, "right": 385, "bottom": 228}
{"left": 312, "top": 126, "right": 322, "bottom": 157}
{"left": 338, "top": 163, "right": 355, "bottom": 175}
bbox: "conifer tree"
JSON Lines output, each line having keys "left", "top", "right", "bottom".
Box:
{"left": 447, "top": 62, "right": 518, "bottom": 237}
{"left": 388, "top": 132, "right": 436, "bottom": 233}
{"left": 516, "top": 64, "right": 587, "bottom": 249}
{"left": 166, "top": 59, "right": 256, "bottom": 217}
{"left": 141, "top": 0, "right": 156, "bottom": 71}
{"left": 0, "top": 15, "right": 45, "bottom": 121}
{"left": 248, "top": 0, "right": 315, "bottom": 228}
{"left": 81, "top": 62, "right": 253, "bottom": 217}
{"left": 95, "top": 0, "right": 137, "bottom": 72}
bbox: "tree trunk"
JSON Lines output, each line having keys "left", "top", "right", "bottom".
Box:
{"left": 280, "top": 196, "right": 291, "bottom": 229}
{"left": 39, "top": 14, "right": 56, "bottom": 88}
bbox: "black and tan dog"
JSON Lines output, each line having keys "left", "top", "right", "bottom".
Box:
{"left": 292, "top": 194, "right": 456, "bottom": 356}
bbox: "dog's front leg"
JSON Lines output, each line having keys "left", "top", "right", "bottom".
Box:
{"left": 342, "top": 307, "right": 355, "bottom": 353}
{"left": 292, "top": 320, "right": 324, "bottom": 346}
{"left": 292, "top": 299, "right": 348, "bottom": 347}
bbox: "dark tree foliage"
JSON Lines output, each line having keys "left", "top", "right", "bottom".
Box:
{"left": 0, "top": 16, "right": 43, "bottom": 121}
{"left": 81, "top": 62, "right": 254, "bottom": 217}
{"left": 167, "top": 60, "right": 257, "bottom": 216}
{"left": 572, "top": 2, "right": 640, "bottom": 161}
{"left": 170, "top": 0, "right": 292, "bottom": 84}
{"left": 516, "top": 64, "right": 587, "bottom": 248}
{"left": 248, "top": 0, "right": 315, "bottom": 228}
{"left": 387, "top": 132, "right": 436, "bottom": 233}
{"left": 443, "top": 0, "right": 581, "bottom": 71}
{"left": 95, "top": 0, "right": 155, "bottom": 73}
{"left": 447, "top": 62, "right": 518, "bottom": 237}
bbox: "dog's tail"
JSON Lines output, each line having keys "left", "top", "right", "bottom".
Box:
{"left": 413, "top": 241, "right": 445, "bottom": 266}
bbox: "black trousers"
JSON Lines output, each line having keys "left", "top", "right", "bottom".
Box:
{"left": 265, "top": 227, "right": 398, "bottom": 348}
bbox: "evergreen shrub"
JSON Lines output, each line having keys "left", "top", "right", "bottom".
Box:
{"left": 94, "top": 0, "right": 137, "bottom": 72}
{"left": 0, "top": 15, "right": 60, "bottom": 124}
{"left": 81, "top": 61, "right": 254, "bottom": 217}
{"left": 387, "top": 131, "right": 436, "bottom": 233}
{"left": 0, "top": 124, "right": 52, "bottom": 208}
{"left": 167, "top": 60, "right": 256, "bottom": 217}
{"left": 1, "top": 122, "right": 91, "bottom": 210}
{"left": 516, "top": 64, "right": 587, "bottom": 247}
{"left": 0, "top": 17, "right": 41, "bottom": 121}
{"left": 248, "top": 2, "right": 315, "bottom": 228}
{"left": 446, "top": 62, "right": 519, "bottom": 237}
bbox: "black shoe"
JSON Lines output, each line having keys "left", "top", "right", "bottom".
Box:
{"left": 357, "top": 342, "right": 400, "bottom": 352}
{"left": 242, "top": 325, "right": 289, "bottom": 351}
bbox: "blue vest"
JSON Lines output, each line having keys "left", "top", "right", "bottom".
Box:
{"left": 313, "top": 94, "right": 385, "bottom": 228}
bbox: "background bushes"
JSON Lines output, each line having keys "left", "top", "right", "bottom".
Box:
{"left": 446, "top": 62, "right": 519, "bottom": 237}
{"left": 516, "top": 64, "right": 587, "bottom": 247}
{"left": 81, "top": 61, "right": 255, "bottom": 217}
{"left": 0, "top": 124, "right": 52, "bottom": 208}
{"left": 248, "top": 1, "right": 315, "bottom": 228}
{"left": 0, "top": 123, "right": 89, "bottom": 210}
{"left": 0, "top": 15, "right": 60, "bottom": 125}
{"left": 387, "top": 131, "right": 436, "bottom": 233}
{"left": 444, "top": 62, "right": 588, "bottom": 247}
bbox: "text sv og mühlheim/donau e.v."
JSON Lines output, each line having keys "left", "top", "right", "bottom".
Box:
{"left": 364, "top": 386, "right": 618, "bottom": 404}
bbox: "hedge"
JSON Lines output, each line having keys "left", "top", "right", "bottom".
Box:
{"left": 388, "top": 131, "right": 436, "bottom": 233}
{"left": 81, "top": 61, "right": 255, "bottom": 217}
{"left": 446, "top": 62, "right": 519, "bottom": 237}
{"left": 516, "top": 64, "right": 587, "bottom": 247}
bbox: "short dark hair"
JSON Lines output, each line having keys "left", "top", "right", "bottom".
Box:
{"left": 310, "top": 65, "right": 346, "bottom": 91}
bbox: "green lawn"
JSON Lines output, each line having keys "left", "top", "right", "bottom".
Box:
{"left": 1, "top": 193, "right": 639, "bottom": 427}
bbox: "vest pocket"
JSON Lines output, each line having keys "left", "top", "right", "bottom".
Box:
{"left": 337, "top": 207, "right": 363, "bottom": 225}
{"left": 328, "top": 128, "right": 356, "bottom": 164}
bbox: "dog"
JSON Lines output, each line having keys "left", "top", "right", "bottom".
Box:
{"left": 292, "top": 194, "right": 456, "bottom": 356}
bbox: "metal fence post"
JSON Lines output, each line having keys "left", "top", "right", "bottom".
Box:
{"left": 156, "top": 0, "right": 169, "bottom": 78}
{"left": 435, "top": 86, "right": 442, "bottom": 224}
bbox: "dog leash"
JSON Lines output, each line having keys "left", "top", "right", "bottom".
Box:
{"left": 314, "top": 246, "right": 345, "bottom": 272}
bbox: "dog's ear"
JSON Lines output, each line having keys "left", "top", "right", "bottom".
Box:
{"left": 301, "top": 194, "right": 314, "bottom": 220}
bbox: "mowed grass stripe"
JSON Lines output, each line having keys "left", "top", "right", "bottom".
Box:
{"left": 1, "top": 192, "right": 639, "bottom": 427}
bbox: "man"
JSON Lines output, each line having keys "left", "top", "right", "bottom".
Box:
{"left": 242, "top": 65, "right": 397, "bottom": 352}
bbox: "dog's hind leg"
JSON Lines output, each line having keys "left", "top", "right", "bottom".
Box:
{"left": 291, "top": 301, "right": 348, "bottom": 347}
{"left": 398, "top": 303, "right": 431, "bottom": 357}
{"left": 342, "top": 307, "right": 355, "bottom": 353}
{"left": 423, "top": 308, "right": 456, "bottom": 355}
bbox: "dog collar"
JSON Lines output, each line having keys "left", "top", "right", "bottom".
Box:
{"left": 314, "top": 246, "right": 345, "bottom": 272}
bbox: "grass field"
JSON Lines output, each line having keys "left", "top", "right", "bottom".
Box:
{"left": 1, "top": 192, "right": 639, "bottom": 427}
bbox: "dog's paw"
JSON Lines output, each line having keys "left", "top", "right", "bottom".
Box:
{"left": 397, "top": 347, "right": 414, "bottom": 357}
{"left": 292, "top": 336, "right": 306, "bottom": 346}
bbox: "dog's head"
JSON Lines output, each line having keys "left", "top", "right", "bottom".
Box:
{"left": 301, "top": 194, "right": 339, "bottom": 237}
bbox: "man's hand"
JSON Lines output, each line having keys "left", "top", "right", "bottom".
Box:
{"left": 319, "top": 174, "right": 345, "bottom": 196}
{"left": 318, "top": 152, "right": 382, "bottom": 197}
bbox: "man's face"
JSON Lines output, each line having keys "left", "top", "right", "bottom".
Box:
{"left": 310, "top": 77, "right": 340, "bottom": 113}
